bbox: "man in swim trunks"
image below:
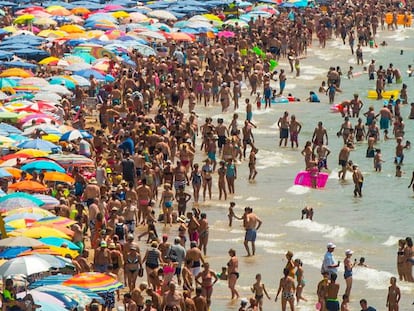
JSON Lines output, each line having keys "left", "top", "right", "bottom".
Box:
{"left": 243, "top": 207, "right": 262, "bottom": 256}
{"left": 312, "top": 121, "right": 328, "bottom": 151}
{"left": 278, "top": 111, "right": 290, "bottom": 147}
{"left": 338, "top": 143, "right": 352, "bottom": 180}
{"left": 325, "top": 273, "right": 340, "bottom": 311}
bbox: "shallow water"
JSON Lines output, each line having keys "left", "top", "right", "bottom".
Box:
{"left": 157, "top": 25, "right": 414, "bottom": 310}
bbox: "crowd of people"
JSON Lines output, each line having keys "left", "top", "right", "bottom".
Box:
{"left": 0, "top": 0, "right": 414, "bottom": 309}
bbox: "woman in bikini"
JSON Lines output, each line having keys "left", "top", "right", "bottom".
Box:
{"left": 227, "top": 248, "right": 240, "bottom": 300}
{"left": 275, "top": 268, "right": 296, "bottom": 311}
{"left": 159, "top": 183, "right": 174, "bottom": 227}
{"left": 190, "top": 163, "right": 202, "bottom": 204}
{"left": 125, "top": 244, "right": 142, "bottom": 291}
{"left": 294, "top": 259, "right": 307, "bottom": 304}
{"left": 201, "top": 159, "right": 213, "bottom": 201}
{"left": 195, "top": 262, "right": 218, "bottom": 307}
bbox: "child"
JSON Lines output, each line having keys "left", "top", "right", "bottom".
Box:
{"left": 357, "top": 257, "right": 368, "bottom": 267}
{"left": 251, "top": 273, "right": 271, "bottom": 311}
{"left": 396, "top": 165, "right": 402, "bottom": 177}
{"left": 228, "top": 202, "right": 241, "bottom": 227}
{"left": 319, "top": 81, "right": 327, "bottom": 93}
{"left": 218, "top": 267, "right": 228, "bottom": 280}
{"left": 374, "top": 149, "right": 384, "bottom": 172}
{"left": 407, "top": 65, "right": 413, "bottom": 77}
{"left": 256, "top": 92, "right": 262, "bottom": 110}
{"left": 347, "top": 66, "right": 354, "bottom": 79}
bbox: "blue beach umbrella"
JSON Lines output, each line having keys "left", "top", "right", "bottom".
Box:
{"left": 1, "top": 61, "right": 38, "bottom": 70}
{"left": 0, "top": 168, "right": 12, "bottom": 178}
{"left": 0, "top": 51, "right": 14, "bottom": 61}
{"left": 17, "top": 139, "right": 58, "bottom": 152}
{"left": 0, "top": 247, "right": 29, "bottom": 259}
{"left": 0, "top": 122, "right": 22, "bottom": 134}
{"left": 0, "top": 192, "right": 44, "bottom": 206}
{"left": 21, "top": 160, "right": 65, "bottom": 173}
{"left": 39, "top": 237, "right": 80, "bottom": 250}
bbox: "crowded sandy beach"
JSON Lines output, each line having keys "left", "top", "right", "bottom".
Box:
{"left": 0, "top": 0, "right": 413, "bottom": 310}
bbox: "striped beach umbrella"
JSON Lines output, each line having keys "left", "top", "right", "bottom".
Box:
{"left": 62, "top": 272, "right": 123, "bottom": 293}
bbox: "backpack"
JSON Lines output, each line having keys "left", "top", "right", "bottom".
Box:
{"left": 168, "top": 247, "right": 178, "bottom": 262}
{"left": 115, "top": 223, "right": 125, "bottom": 241}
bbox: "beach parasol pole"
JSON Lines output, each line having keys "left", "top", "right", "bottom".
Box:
{"left": 0, "top": 213, "right": 7, "bottom": 238}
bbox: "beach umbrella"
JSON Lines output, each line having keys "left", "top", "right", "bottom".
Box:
{"left": 0, "top": 68, "right": 33, "bottom": 78}
{"left": 18, "top": 290, "right": 77, "bottom": 310}
{"left": 34, "top": 285, "right": 100, "bottom": 307}
{"left": 59, "top": 24, "right": 85, "bottom": 33}
{"left": 13, "top": 14, "right": 35, "bottom": 24}
{"left": 21, "top": 254, "right": 72, "bottom": 269}
{"left": 72, "top": 53, "right": 96, "bottom": 64}
{"left": 64, "top": 63, "right": 92, "bottom": 72}
{"left": 0, "top": 236, "right": 44, "bottom": 247}
{"left": 17, "top": 139, "right": 58, "bottom": 152}
{"left": 38, "top": 237, "right": 80, "bottom": 250}
{"left": 0, "top": 167, "right": 12, "bottom": 178}
{"left": 0, "top": 78, "right": 18, "bottom": 88}
{"left": 0, "top": 255, "right": 53, "bottom": 277}
{"left": 2, "top": 61, "right": 38, "bottom": 70}
{"left": 71, "top": 7, "right": 90, "bottom": 15}
{"left": 0, "top": 247, "right": 30, "bottom": 259}
{"left": 48, "top": 76, "right": 76, "bottom": 89}
{"left": 9, "top": 226, "right": 70, "bottom": 239}
{"left": 47, "top": 154, "right": 94, "bottom": 168}
{"left": 0, "top": 192, "right": 43, "bottom": 205}
{"left": 168, "top": 32, "right": 194, "bottom": 42}
{"left": 43, "top": 171, "right": 74, "bottom": 183}
{"left": 20, "top": 245, "right": 77, "bottom": 258}
{"left": 32, "top": 194, "right": 59, "bottom": 208}
{"left": 33, "top": 93, "right": 61, "bottom": 102}
{"left": 70, "top": 75, "right": 91, "bottom": 87}
{"left": 62, "top": 272, "right": 123, "bottom": 293}
{"left": 21, "top": 160, "right": 65, "bottom": 173}
{"left": 0, "top": 198, "right": 39, "bottom": 211}
{"left": 19, "top": 77, "right": 49, "bottom": 87}
{"left": 46, "top": 6, "right": 71, "bottom": 16}
{"left": 40, "top": 84, "right": 71, "bottom": 95}
{"left": 59, "top": 129, "right": 85, "bottom": 141}
{"left": 8, "top": 180, "right": 48, "bottom": 192}
{"left": 15, "top": 148, "right": 48, "bottom": 157}
{"left": 38, "top": 29, "right": 67, "bottom": 38}
{"left": 38, "top": 56, "right": 60, "bottom": 65}
{"left": 33, "top": 17, "right": 57, "bottom": 26}
{"left": 22, "top": 124, "right": 61, "bottom": 136}
{"left": 218, "top": 30, "right": 235, "bottom": 38}
{"left": 3, "top": 167, "right": 32, "bottom": 179}
{"left": 0, "top": 111, "right": 19, "bottom": 120}
{"left": 224, "top": 18, "right": 249, "bottom": 28}
{"left": 7, "top": 207, "right": 52, "bottom": 217}
{"left": 111, "top": 11, "right": 129, "bottom": 19}
{"left": 147, "top": 9, "right": 177, "bottom": 20}
{"left": 122, "top": 12, "right": 148, "bottom": 23}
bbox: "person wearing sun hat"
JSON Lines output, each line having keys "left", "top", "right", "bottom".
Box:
{"left": 343, "top": 249, "right": 355, "bottom": 298}
{"left": 322, "top": 242, "right": 340, "bottom": 277}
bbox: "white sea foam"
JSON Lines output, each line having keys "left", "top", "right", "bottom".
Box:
{"left": 329, "top": 168, "right": 353, "bottom": 180}
{"left": 286, "top": 185, "right": 311, "bottom": 195}
{"left": 245, "top": 196, "right": 260, "bottom": 201}
{"left": 286, "top": 219, "right": 348, "bottom": 240}
{"left": 382, "top": 235, "right": 402, "bottom": 247}
{"left": 256, "top": 150, "right": 294, "bottom": 169}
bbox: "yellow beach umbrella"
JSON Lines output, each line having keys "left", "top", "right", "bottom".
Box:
{"left": 38, "top": 29, "right": 67, "bottom": 38}
{"left": 0, "top": 68, "right": 33, "bottom": 78}
{"left": 41, "top": 134, "right": 60, "bottom": 143}
{"left": 202, "top": 13, "right": 222, "bottom": 21}
{"left": 85, "top": 30, "right": 105, "bottom": 38}
{"left": 15, "top": 149, "right": 48, "bottom": 157}
{"left": 43, "top": 171, "right": 74, "bottom": 184}
{"left": 112, "top": 11, "right": 129, "bottom": 19}
{"left": 59, "top": 24, "right": 85, "bottom": 34}
{"left": 2, "top": 26, "right": 17, "bottom": 33}
{"left": 6, "top": 207, "right": 51, "bottom": 217}
{"left": 9, "top": 226, "right": 71, "bottom": 239}
{"left": 38, "top": 56, "right": 60, "bottom": 65}
{"left": 63, "top": 32, "right": 88, "bottom": 39}
{"left": 6, "top": 219, "right": 27, "bottom": 229}
{"left": 13, "top": 14, "right": 35, "bottom": 24}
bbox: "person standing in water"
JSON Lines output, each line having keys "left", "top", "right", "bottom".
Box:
{"left": 243, "top": 207, "right": 262, "bottom": 256}
{"left": 278, "top": 111, "right": 290, "bottom": 147}
{"left": 275, "top": 268, "right": 296, "bottom": 311}
{"left": 386, "top": 277, "right": 400, "bottom": 311}
{"left": 343, "top": 249, "right": 355, "bottom": 298}
{"left": 352, "top": 164, "right": 364, "bottom": 197}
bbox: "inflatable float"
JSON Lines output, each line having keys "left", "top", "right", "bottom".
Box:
{"left": 367, "top": 89, "right": 399, "bottom": 100}
{"left": 261, "top": 97, "right": 290, "bottom": 104}
{"left": 397, "top": 14, "right": 412, "bottom": 26}
{"left": 294, "top": 171, "right": 329, "bottom": 188}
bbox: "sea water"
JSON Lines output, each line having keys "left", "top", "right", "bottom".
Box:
{"left": 159, "top": 26, "right": 414, "bottom": 310}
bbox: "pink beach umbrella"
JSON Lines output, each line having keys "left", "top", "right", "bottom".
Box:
{"left": 217, "top": 30, "right": 235, "bottom": 38}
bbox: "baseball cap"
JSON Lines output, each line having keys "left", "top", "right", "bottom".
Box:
{"left": 327, "top": 242, "right": 336, "bottom": 249}
{"left": 100, "top": 241, "right": 107, "bottom": 248}
{"left": 345, "top": 249, "right": 353, "bottom": 255}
